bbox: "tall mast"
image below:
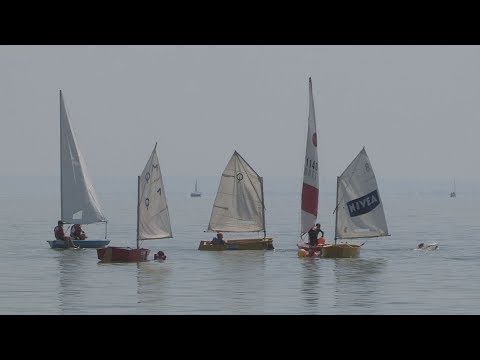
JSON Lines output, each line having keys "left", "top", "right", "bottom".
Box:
{"left": 334, "top": 176, "right": 339, "bottom": 245}
{"left": 136, "top": 175, "right": 140, "bottom": 249}
{"left": 59, "top": 90, "right": 63, "bottom": 221}
{"left": 260, "top": 176, "right": 266, "bottom": 239}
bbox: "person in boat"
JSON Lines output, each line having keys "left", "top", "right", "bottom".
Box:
{"left": 307, "top": 223, "right": 324, "bottom": 246}
{"left": 70, "top": 223, "right": 88, "bottom": 240}
{"left": 54, "top": 220, "right": 78, "bottom": 248}
{"left": 154, "top": 251, "right": 166, "bottom": 261}
{"left": 211, "top": 232, "right": 226, "bottom": 245}
{"left": 417, "top": 243, "right": 425, "bottom": 249}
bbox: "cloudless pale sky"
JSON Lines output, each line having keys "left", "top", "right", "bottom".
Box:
{"left": 1, "top": 45, "right": 479, "bottom": 183}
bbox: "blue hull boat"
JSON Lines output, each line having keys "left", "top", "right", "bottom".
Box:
{"left": 47, "top": 239, "right": 110, "bottom": 249}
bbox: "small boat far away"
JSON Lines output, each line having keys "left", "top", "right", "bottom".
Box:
{"left": 97, "top": 142, "right": 173, "bottom": 262}
{"left": 450, "top": 178, "right": 456, "bottom": 198}
{"left": 47, "top": 90, "right": 109, "bottom": 249}
{"left": 190, "top": 179, "right": 202, "bottom": 197}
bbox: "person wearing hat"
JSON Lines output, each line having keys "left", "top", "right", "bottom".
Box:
{"left": 54, "top": 220, "right": 79, "bottom": 249}
{"left": 210, "top": 232, "right": 226, "bottom": 245}
{"left": 307, "top": 223, "right": 324, "bottom": 246}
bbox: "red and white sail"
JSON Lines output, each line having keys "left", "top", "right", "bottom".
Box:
{"left": 300, "top": 77, "right": 319, "bottom": 235}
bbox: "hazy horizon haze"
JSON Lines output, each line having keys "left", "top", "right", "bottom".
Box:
{"left": 1, "top": 45, "right": 478, "bottom": 183}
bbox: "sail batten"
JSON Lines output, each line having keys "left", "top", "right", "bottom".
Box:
{"left": 59, "top": 91, "right": 106, "bottom": 225}
{"left": 208, "top": 151, "right": 265, "bottom": 233}
{"left": 335, "top": 147, "right": 389, "bottom": 240}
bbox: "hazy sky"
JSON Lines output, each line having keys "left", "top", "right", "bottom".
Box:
{"left": 1, "top": 45, "right": 479, "bottom": 182}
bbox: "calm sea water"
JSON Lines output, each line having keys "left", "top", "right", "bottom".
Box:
{"left": 0, "top": 178, "right": 478, "bottom": 315}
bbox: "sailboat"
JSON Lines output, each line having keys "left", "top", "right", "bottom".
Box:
{"left": 198, "top": 151, "right": 273, "bottom": 251}
{"left": 190, "top": 179, "right": 202, "bottom": 197}
{"left": 47, "top": 90, "right": 109, "bottom": 249}
{"left": 296, "top": 77, "right": 328, "bottom": 254}
{"left": 450, "top": 178, "right": 456, "bottom": 198}
{"left": 295, "top": 78, "right": 388, "bottom": 258}
{"left": 321, "top": 147, "right": 390, "bottom": 258}
{"left": 97, "top": 142, "right": 172, "bottom": 262}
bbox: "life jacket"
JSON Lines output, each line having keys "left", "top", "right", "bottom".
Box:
{"left": 308, "top": 227, "right": 319, "bottom": 241}
{"left": 54, "top": 225, "right": 64, "bottom": 240}
{"left": 70, "top": 224, "right": 81, "bottom": 237}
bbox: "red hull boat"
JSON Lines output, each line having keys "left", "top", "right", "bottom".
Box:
{"left": 97, "top": 246, "right": 150, "bottom": 262}
{"left": 96, "top": 143, "right": 173, "bottom": 263}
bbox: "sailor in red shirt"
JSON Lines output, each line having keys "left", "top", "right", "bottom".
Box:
{"left": 54, "top": 220, "right": 78, "bottom": 248}
{"left": 70, "top": 223, "right": 88, "bottom": 240}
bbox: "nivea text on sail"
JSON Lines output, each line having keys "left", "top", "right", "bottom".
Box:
{"left": 347, "top": 189, "right": 380, "bottom": 217}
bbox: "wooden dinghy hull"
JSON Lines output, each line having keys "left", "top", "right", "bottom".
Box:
{"left": 198, "top": 237, "right": 274, "bottom": 251}
{"left": 296, "top": 237, "right": 327, "bottom": 252}
{"left": 96, "top": 246, "right": 151, "bottom": 262}
{"left": 298, "top": 248, "right": 322, "bottom": 258}
{"left": 320, "top": 243, "right": 361, "bottom": 258}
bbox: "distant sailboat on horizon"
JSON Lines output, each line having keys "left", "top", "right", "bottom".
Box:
{"left": 450, "top": 178, "right": 456, "bottom": 198}
{"left": 190, "top": 179, "right": 202, "bottom": 197}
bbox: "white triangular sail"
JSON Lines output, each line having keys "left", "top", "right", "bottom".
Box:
{"left": 60, "top": 90, "right": 106, "bottom": 224}
{"left": 208, "top": 151, "right": 265, "bottom": 233}
{"left": 335, "top": 147, "right": 389, "bottom": 239}
{"left": 137, "top": 143, "right": 172, "bottom": 240}
{"left": 301, "top": 77, "right": 319, "bottom": 235}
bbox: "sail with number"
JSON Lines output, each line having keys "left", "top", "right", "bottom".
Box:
{"left": 301, "top": 77, "right": 319, "bottom": 236}
{"left": 96, "top": 142, "right": 172, "bottom": 262}
{"left": 207, "top": 151, "right": 265, "bottom": 233}
{"left": 335, "top": 147, "right": 389, "bottom": 240}
{"left": 137, "top": 143, "right": 172, "bottom": 241}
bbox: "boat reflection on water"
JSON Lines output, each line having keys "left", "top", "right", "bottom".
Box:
{"left": 57, "top": 250, "right": 146, "bottom": 314}
{"left": 137, "top": 250, "right": 268, "bottom": 314}
{"left": 299, "top": 257, "right": 387, "bottom": 314}
{"left": 332, "top": 257, "right": 386, "bottom": 313}
{"left": 57, "top": 250, "right": 100, "bottom": 314}
{"left": 135, "top": 261, "right": 172, "bottom": 312}
{"left": 300, "top": 258, "right": 323, "bottom": 311}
